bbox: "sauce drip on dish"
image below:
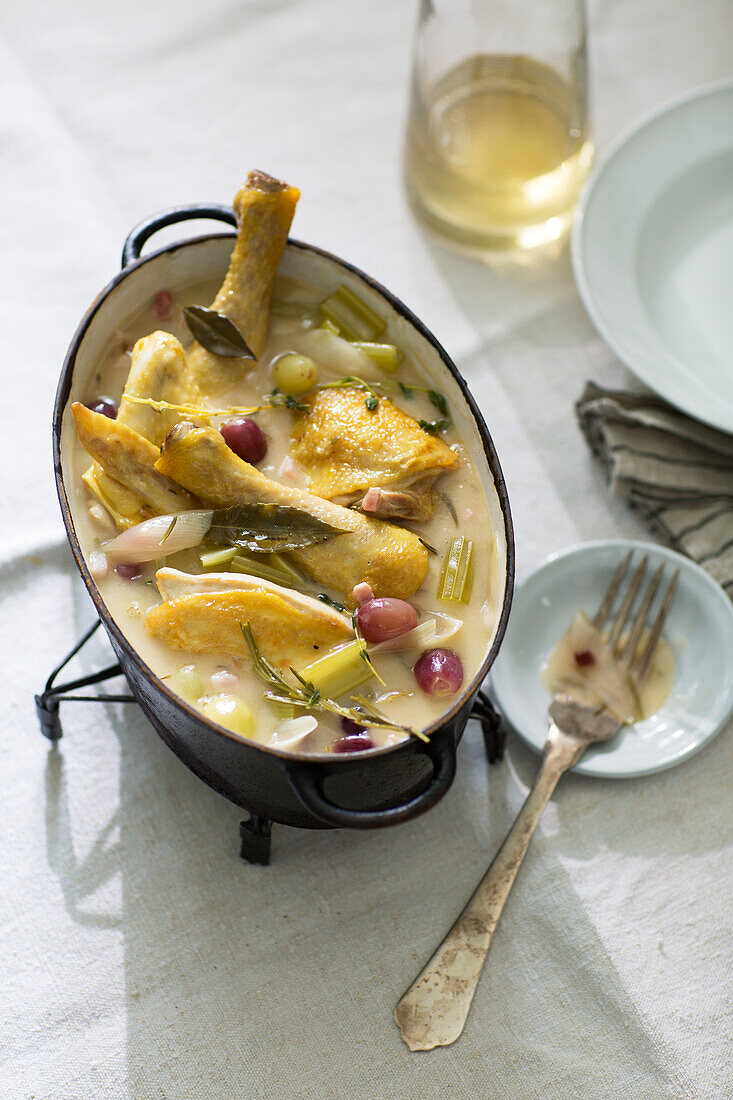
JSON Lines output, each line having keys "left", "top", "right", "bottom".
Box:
{"left": 542, "top": 611, "right": 675, "bottom": 724}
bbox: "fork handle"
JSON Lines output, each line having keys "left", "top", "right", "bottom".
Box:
{"left": 394, "top": 725, "right": 583, "bottom": 1052}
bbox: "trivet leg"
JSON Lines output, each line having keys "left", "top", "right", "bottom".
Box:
{"left": 239, "top": 814, "right": 273, "bottom": 865}
{"left": 35, "top": 620, "right": 135, "bottom": 741}
{"left": 470, "top": 689, "right": 505, "bottom": 764}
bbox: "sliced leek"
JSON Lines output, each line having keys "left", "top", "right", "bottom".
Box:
{"left": 229, "top": 553, "right": 298, "bottom": 588}
{"left": 200, "top": 546, "right": 238, "bottom": 570}
{"left": 320, "top": 285, "right": 386, "bottom": 342}
{"left": 438, "top": 536, "right": 474, "bottom": 603}
{"left": 296, "top": 639, "right": 374, "bottom": 699}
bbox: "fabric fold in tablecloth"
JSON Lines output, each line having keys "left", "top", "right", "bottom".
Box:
{"left": 576, "top": 382, "right": 733, "bottom": 597}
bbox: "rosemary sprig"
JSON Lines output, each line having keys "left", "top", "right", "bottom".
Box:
{"left": 317, "top": 593, "right": 349, "bottom": 615}
{"left": 239, "top": 621, "right": 423, "bottom": 739}
{"left": 353, "top": 616, "right": 386, "bottom": 688}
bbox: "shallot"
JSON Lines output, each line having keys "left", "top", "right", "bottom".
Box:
{"left": 102, "top": 510, "right": 213, "bottom": 563}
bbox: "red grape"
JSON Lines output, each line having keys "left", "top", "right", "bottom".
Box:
{"left": 340, "top": 716, "right": 366, "bottom": 735}
{"left": 152, "top": 289, "right": 175, "bottom": 319}
{"left": 220, "top": 418, "right": 267, "bottom": 464}
{"left": 114, "top": 562, "right": 143, "bottom": 581}
{"left": 85, "top": 397, "right": 117, "bottom": 419}
{"left": 414, "top": 648, "right": 464, "bottom": 696}
{"left": 574, "top": 647, "right": 596, "bottom": 667}
{"left": 333, "top": 733, "right": 375, "bottom": 753}
{"left": 355, "top": 598, "right": 418, "bottom": 643}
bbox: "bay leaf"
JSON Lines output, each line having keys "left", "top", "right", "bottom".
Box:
{"left": 183, "top": 305, "right": 256, "bottom": 359}
{"left": 208, "top": 503, "right": 347, "bottom": 552}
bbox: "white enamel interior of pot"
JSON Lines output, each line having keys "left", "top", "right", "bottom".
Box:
{"left": 60, "top": 235, "right": 510, "bottom": 699}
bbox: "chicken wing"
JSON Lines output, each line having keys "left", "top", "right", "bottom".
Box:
{"left": 117, "top": 331, "right": 190, "bottom": 446}
{"left": 289, "top": 387, "right": 459, "bottom": 521}
{"left": 185, "top": 171, "right": 300, "bottom": 398}
{"left": 72, "top": 403, "right": 197, "bottom": 520}
{"left": 155, "top": 423, "right": 429, "bottom": 600}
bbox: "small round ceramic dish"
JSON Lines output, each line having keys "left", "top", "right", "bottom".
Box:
{"left": 490, "top": 540, "right": 733, "bottom": 778}
{"left": 572, "top": 80, "right": 733, "bottom": 434}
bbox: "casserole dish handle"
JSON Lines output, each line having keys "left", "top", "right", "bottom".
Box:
{"left": 121, "top": 204, "right": 237, "bottom": 268}
{"left": 285, "top": 729, "right": 456, "bottom": 828}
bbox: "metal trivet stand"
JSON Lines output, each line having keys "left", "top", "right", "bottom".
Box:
{"left": 36, "top": 620, "right": 505, "bottom": 866}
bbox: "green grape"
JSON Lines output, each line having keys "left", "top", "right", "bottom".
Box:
{"left": 273, "top": 353, "right": 319, "bottom": 395}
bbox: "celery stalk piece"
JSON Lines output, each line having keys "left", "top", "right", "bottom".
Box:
{"left": 200, "top": 546, "right": 238, "bottom": 570}
{"left": 438, "top": 536, "right": 474, "bottom": 603}
{"left": 297, "top": 639, "right": 374, "bottom": 698}
{"left": 265, "top": 552, "right": 312, "bottom": 589}
{"left": 270, "top": 300, "right": 321, "bottom": 320}
{"left": 229, "top": 553, "right": 295, "bottom": 587}
{"left": 351, "top": 341, "right": 403, "bottom": 374}
{"left": 200, "top": 544, "right": 304, "bottom": 590}
{"left": 320, "top": 286, "right": 386, "bottom": 342}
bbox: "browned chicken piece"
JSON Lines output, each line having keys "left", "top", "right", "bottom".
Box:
{"left": 81, "top": 332, "right": 190, "bottom": 525}
{"left": 185, "top": 171, "right": 300, "bottom": 398}
{"left": 155, "top": 423, "right": 429, "bottom": 601}
{"left": 148, "top": 567, "right": 352, "bottom": 670}
{"left": 147, "top": 586, "right": 352, "bottom": 671}
{"left": 117, "top": 331, "right": 190, "bottom": 446}
{"left": 73, "top": 403, "right": 197, "bottom": 522}
{"left": 289, "top": 387, "right": 459, "bottom": 522}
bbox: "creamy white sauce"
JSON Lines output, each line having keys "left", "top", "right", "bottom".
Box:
{"left": 69, "top": 275, "right": 499, "bottom": 754}
{"left": 541, "top": 611, "right": 675, "bottom": 723}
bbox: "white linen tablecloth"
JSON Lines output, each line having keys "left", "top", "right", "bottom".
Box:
{"left": 2, "top": 2, "right": 732, "bottom": 1096}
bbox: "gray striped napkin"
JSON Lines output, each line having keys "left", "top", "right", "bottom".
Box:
{"left": 576, "top": 382, "right": 733, "bottom": 599}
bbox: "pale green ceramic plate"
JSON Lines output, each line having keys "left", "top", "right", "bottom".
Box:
{"left": 491, "top": 540, "right": 733, "bottom": 778}
{"left": 573, "top": 81, "right": 733, "bottom": 434}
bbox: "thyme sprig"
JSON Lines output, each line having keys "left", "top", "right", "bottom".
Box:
{"left": 239, "top": 621, "right": 424, "bottom": 740}
{"left": 315, "top": 375, "right": 382, "bottom": 411}
{"left": 265, "top": 388, "right": 311, "bottom": 412}
{"left": 122, "top": 394, "right": 265, "bottom": 419}
{"left": 313, "top": 376, "right": 452, "bottom": 429}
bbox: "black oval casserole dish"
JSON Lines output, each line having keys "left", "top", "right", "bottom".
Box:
{"left": 53, "top": 205, "right": 514, "bottom": 830}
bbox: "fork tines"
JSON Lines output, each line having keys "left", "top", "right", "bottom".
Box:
{"left": 593, "top": 551, "right": 679, "bottom": 684}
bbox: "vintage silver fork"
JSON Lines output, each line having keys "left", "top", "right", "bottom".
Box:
{"left": 395, "top": 551, "right": 678, "bottom": 1052}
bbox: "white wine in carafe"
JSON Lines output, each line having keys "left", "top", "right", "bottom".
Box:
{"left": 405, "top": 54, "right": 593, "bottom": 255}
